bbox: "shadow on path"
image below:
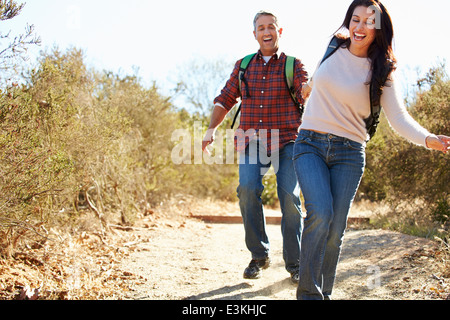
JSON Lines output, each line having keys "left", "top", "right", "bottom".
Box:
{"left": 185, "top": 278, "right": 294, "bottom": 300}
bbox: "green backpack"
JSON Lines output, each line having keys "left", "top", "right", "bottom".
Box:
{"left": 231, "top": 54, "right": 302, "bottom": 129}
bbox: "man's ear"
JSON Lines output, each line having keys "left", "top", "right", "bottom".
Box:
{"left": 253, "top": 30, "right": 256, "bottom": 39}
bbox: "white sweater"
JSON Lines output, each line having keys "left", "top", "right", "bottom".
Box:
{"left": 302, "top": 47, "right": 430, "bottom": 146}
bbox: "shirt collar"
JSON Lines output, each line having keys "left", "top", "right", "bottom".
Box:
{"left": 256, "top": 50, "right": 285, "bottom": 61}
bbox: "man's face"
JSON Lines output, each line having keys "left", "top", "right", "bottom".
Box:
{"left": 253, "top": 15, "right": 282, "bottom": 56}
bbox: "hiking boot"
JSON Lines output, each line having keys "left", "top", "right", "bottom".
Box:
{"left": 243, "top": 257, "right": 270, "bottom": 279}
{"left": 290, "top": 270, "right": 299, "bottom": 284}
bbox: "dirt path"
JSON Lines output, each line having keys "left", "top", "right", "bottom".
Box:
{"left": 119, "top": 204, "right": 447, "bottom": 300}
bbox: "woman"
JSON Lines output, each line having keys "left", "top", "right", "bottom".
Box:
{"left": 294, "top": 0, "right": 450, "bottom": 300}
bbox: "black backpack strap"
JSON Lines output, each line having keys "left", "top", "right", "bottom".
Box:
{"left": 365, "top": 84, "right": 382, "bottom": 140}
{"left": 364, "top": 62, "right": 393, "bottom": 140}
{"left": 239, "top": 54, "right": 257, "bottom": 98}
{"left": 231, "top": 103, "right": 242, "bottom": 129}
{"left": 320, "top": 36, "right": 342, "bottom": 66}
{"left": 232, "top": 54, "right": 256, "bottom": 129}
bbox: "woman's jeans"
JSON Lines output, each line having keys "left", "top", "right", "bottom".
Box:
{"left": 293, "top": 130, "right": 366, "bottom": 300}
{"left": 238, "top": 141, "right": 303, "bottom": 274}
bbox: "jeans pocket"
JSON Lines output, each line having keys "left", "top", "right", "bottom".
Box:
{"left": 293, "top": 137, "right": 314, "bottom": 161}
{"left": 294, "top": 135, "right": 308, "bottom": 144}
{"left": 344, "top": 139, "right": 364, "bottom": 151}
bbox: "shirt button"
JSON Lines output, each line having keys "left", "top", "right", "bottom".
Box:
{"left": 260, "top": 105, "right": 263, "bottom": 108}
{"left": 261, "top": 91, "right": 264, "bottom": 94}
{"left": 263, "top": 77, "right": 266, "bottom": 80}
{"left": 259, "top": 120, "right": 263, "bottom": 123}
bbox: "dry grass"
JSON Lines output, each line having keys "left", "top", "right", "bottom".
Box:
{"left": 357, "top": 199, "right": 450, "bottom": 281}
{"left": 0, "top": 211, "right": 151, "bottom": 300}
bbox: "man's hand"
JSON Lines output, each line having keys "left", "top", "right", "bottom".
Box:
{"left": 202, "top": 128, "right": 216, "bottom": 154}
{"left": 301, "top": 82, "right": 312, "bottom": 101}
{"left": 202, "top": 105, "right": 228, "bottom": 154}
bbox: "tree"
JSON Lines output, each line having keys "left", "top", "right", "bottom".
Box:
{"left": 171, "top": 56, "right": 234, "bottom": 116}
{"left": 0, "top": 0, "right": 23, "bottom": 20}
{"left": 0, "top": 0, "right": 41, "bottom": 84}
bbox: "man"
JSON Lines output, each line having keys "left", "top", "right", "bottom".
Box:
{"left": 202, "top": 11, "right": 308, "bottom": 283}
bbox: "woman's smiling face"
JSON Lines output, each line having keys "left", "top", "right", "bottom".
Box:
{"left": 348, "top": 6, "right": 377, "bottom": 57}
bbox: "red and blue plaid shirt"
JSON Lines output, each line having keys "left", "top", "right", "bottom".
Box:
{"left": 214, "top": 51, "right": 308, "bottom": 154}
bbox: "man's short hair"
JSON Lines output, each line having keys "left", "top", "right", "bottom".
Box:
{"left": 253, "top": 11, "right": 279, "bottom": 30}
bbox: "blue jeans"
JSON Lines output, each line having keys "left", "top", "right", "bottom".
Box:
{"left": 293, "top": 130, "right": 366, "bottom": 300}
{"left": 238, "top": 141, "right": 303, "bottom": 273}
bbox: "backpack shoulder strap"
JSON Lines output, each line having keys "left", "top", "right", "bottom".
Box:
{"left": 240, "top": 53, "right": 256, "bottom": 70}
{"left": 284, "top": 56, "right": 302, "bottom": 112}
{"left": 232, "top": 54, "right": 256, "bottom": 129}
{"left": 239, "top": 53, "right": 257, "bottom": 97}
{"left": 365, "top": 62, "right": 394, "bottom": 140}
{"left": 285, "top": 56, "right": 295, "bottom": 90}
{"left": 365, "top": 84, "right": 382, "bottom": 140}
{"left": 320, "top": 36, "right": 342, "bottom": 66}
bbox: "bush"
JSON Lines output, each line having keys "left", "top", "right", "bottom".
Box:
{"left": 362, "top": 63, "right": 449, "bottom": 237}
{"left": 0, "top": 44, "right": 246, "bottom": 256}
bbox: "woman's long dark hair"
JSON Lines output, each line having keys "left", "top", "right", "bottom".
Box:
{"left": 337, "top": 0, "right": 397, "bottom": 88}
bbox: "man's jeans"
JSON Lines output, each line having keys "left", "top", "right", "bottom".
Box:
{"left": 237, "top": 140, "right": 303, "bottom": 274}
{"left": 293, "top": 130, "right": 366, "bottom": 300}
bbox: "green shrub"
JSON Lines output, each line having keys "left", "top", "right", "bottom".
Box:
{"left": 363, "top": 63, "right": 449, "bottom": 238}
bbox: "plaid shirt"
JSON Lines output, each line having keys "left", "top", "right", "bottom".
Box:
{"left": 214, "top": 51, "right": 308, "bottom": 154}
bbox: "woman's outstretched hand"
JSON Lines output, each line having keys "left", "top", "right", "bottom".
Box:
{"left": 426, "top": 135, "right": 450, "bottom": 154}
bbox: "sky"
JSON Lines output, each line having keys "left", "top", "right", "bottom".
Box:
{"left": 3, "top": 0, "right": 450, "bottom": 105}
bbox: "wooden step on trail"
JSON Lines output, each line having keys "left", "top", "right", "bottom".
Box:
{"left": 191, "top": 215, "right": 370, "bottom": 225}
